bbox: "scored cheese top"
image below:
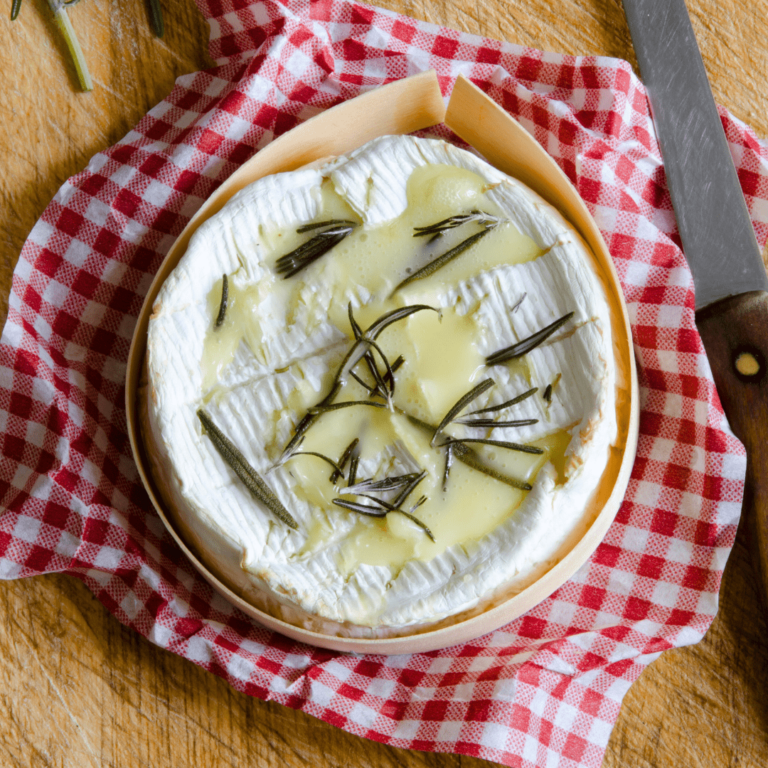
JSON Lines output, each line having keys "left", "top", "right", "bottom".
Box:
{"left": 146, "top": 135, "right": 617, "bottom": 633}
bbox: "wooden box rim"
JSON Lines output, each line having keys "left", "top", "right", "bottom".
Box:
{"left": 125, "top": 71, "right": 639, "bottom": 655}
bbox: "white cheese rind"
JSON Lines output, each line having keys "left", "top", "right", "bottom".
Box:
{"left": 145, "top": 135, "right": 617, "bottom": 633}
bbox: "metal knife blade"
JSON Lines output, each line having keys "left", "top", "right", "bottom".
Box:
{"left": 621, "top": 0, "right": 768, "bottom": 628}
{"left": 622, "top": 0, "right": 768, "bottom": 309}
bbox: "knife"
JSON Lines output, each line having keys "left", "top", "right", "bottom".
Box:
{"left": 621, "top": 0, "right": 768, "bottom": 617}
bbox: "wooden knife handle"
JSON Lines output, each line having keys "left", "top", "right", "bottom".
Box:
{"left": 697, "top": 290, "right": 768, "bottom": 613}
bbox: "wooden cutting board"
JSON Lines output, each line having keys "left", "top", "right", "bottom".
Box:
{"left": 2, "top": 1, "right": 768, "bottom": 766}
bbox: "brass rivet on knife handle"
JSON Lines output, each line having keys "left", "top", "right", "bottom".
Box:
{"left": 696, "top": 291, "right": 768, "bottom": 616}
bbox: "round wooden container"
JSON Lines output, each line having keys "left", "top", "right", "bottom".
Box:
{"left": 125, "top": 71, "right": 639, "bottom": 654}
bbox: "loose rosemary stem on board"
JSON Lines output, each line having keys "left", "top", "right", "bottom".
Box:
{"left": 50, "top": 0, "right": 93, "bottom": 92}
{"left": 215, "top": 274, "right": 228, "bottom": 328}
{"left": 147, "top": 0, "right": 164, "bottom": 37}
{"left": 485, "top": 312, "right": 575, "bottom": 365}
{"left": 197, "top": 409, "right": 298, "bottom": 529}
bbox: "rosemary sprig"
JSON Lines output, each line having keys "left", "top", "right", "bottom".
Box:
{"left": 275, "top": 220, "right": 356, "bottom": 278}
{"left": 309, "top": 400, "right": 386, "bottom": 414}
{"left": 393, "top": 227, "right": 494, "bottom": 294}
{"left": 147, "top": 0, "right": 164, "bottom": 37}
{"left": 400, "top": 411, "right": 532, "bottom": 491}
{"left": 431, "top": 378, "right": 494, "bottom": 446}
{"left": 485, "top": 312, "right": 575, "bottom": 366}
{"left": 334, "top": 304, "right": 435, "bottom": 388}
{"left": 330, "top": 438, "right": 359, "bottom": 484}
{"left": 441, "top": 437, "right": 544, "bottom": 455}
{"left": 456, "top": 418, "right": 539, "bottom": 428}
{"left": 197, "top": 409, "right": 298, "bottom": 529}
{"left": 215, "top": 274, "right": 228, "bottom": 328}
{"left": 413, "top": 210, "right": 501, "bottom": 239}
{"left": 467, "top": 387, "right": 538, "bottom": 415}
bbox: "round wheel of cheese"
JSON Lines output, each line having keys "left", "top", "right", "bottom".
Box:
{"left": 143, "top": 135, "right": 616, "bottom": 637}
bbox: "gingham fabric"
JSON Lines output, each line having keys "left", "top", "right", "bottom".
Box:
{"left": 1, "top": 1, "right": 764, "bottom": 766}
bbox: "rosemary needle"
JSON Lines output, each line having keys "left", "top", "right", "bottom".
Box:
{"left": 486, "top": 312, "right": 574, "bottom": 365}
{"left": 393, "top": 228, "right": 493, "bottom": 294}
{"left": 441, "top": 437, "right": 544, "bottom": 455}
{"left": 197, "top": 409, "right": 298, "bottom": 529}
{"left": 431, "top": 379, "right": 494, "bottom": 446}
{"left": 330, "top": 438, "right": 359, "bottom": 484}
{"left": 309, "top": 400, "right": 386, "bottom": 414}
{"left": 467, "top": 387, "right": 538, "bottom": 415}
{"left": 11, "top": 0, "right": 21, "bottom": 21}
{"left": 147, "top": 0, "right": 164, "bottom": 37}
{"left": 215, "top": 274, "right": 228, "bottom": 328}
{"left": 455, "top": 418, "right": 539, "bottom": 428}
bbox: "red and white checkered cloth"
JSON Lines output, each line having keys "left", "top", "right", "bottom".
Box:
{"left": 1, "top": 1, "right": 765, "bottom": 765}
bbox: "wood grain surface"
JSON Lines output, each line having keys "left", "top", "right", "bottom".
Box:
{"left": 2, "top": 1, "right": 768, "bottom": 766}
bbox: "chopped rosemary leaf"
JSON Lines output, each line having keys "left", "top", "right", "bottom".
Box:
{"left": 297, "top": 219, "right": 357, "bottom": 234}
{"left": 511, "top": 292, "right": 527, "bottom": 314}
{"left": 347, "top": 473, "right": 420, "bottom": 495}
{"left": 543, "top": 384, "right": 553, "bottom": 403}
{"left": 347, "top": 454, "right": 359, "bottom": 487}
{"left": 348, "top": 302, "right": 364, "bottom": 340}
{"left": 309, "top": 400, "right": 387, "bottom": 414}
{"left": 332, "top": 498, "right": 387, "bottom": 517}
{"left": 11, "top": 0, "right": 21, "bottom": 21}
{"left": 330, "top": 438, "right": 359, "bottom": 484}
{"left": 392, "top": 470, "right": 427, "bottom": 508}
{"left": 275, "top": 221, "right": 356, "bottom": 278}
{"left": 393, "top": 227, "right": 494, "bottom": 294}
{"left": 285, "top": 451, "right": 344, "bottom": 472}
{"left": 456, "top": 418, "right": 539, "bottom": 428}
{"left": 215, "top": 273, "right": 228, "bottom": 328}
{"left": 486, "top": 312, "right": 575, "bottom": 365}
{"left": 280, "top": 381, "right": 342, "bottom": 458}
{"left": 441, "top": 444, "right": 454, "bottom": 492}
{"left": 352, "top": 492, "right": 434, "bottom": 541}
{"left": 197, "top": 409, "right": 297, "bottom": 529}
{"left": 468, "top": 387, "right": 538, "bottom": 415}
{"left": 397, "top": 508, "right": 435, "bottom": 542}
{"left": 364, "top": 304, "right": 438, "bottom": 340}
{"left": 431, "top": 379, "right": 495, "bottom": 446}
{"left": 413, "top": 210, "right": 500, "bottom": 238}
{"left": 442, "top": 437, "right": 544, "bottom": 455}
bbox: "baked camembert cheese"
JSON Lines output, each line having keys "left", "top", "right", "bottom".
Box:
{"left": 144, "top": 135, "right": 617, "bottom": 637}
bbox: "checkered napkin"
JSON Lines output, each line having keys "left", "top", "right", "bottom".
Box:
{"left": 1, "top": 0, "right": 765, "bottom": 765}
